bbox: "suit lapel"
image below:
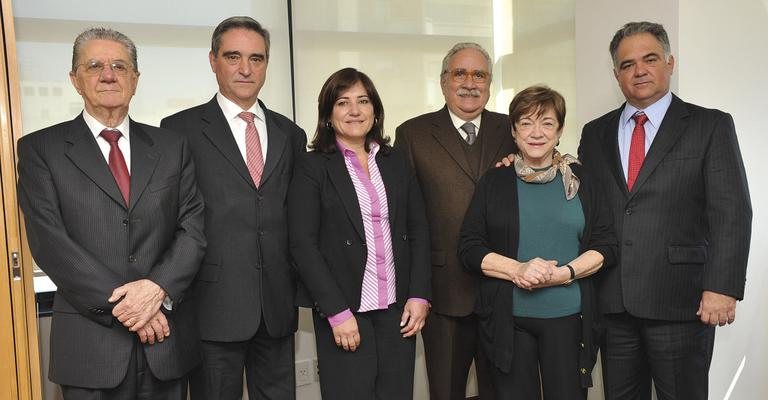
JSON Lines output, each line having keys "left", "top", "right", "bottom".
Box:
{"left": 601, "top": 106, "right": 630, "bottom": 197}
{"left": 127, "top": 121, "right": 160, "bottom": 212}
{"left": 629, "top": 95, "right": 689, "bottom": 197}
{"left": 478, "top": 110, "right": 511, "bottom": 172}
{"left": 199, "top": 97, "right": 256, "bottom": 189}
{"left": 64, "top": 115, "right": 127, "bottom": 208}
{"left": 376, "top": 151, "right": 398, "bottom": 224}
{"left": 430, "top": 107, "right": 474, "bottom": 181}
{"left": 326, "top": 152, "right": 365, "bottom": 240}
{"left": 261, "top": 101, "right": 287, "bottom": 187}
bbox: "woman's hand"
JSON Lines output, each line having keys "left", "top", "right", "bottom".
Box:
{"left": 332, "top": 316, "right": 361, "bottom": 352}
{"left": 400, "top": 299, "right": 430, "bottom": 338}
{"left": 512, "top": 257, "right": 558, "bottom": 289}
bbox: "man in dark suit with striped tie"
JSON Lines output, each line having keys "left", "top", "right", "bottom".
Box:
{"left": 17, "top": 28, "right": 206, "bottom": 399}
{"left": 578, "top": 21, "right": 752, "bottom": 400}
{"left": 161, "top": 16, "right": 306, "bottom": 400}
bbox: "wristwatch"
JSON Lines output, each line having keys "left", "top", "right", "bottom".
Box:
{"left": 563, "top": 264, "right": 575, "bottom": 286}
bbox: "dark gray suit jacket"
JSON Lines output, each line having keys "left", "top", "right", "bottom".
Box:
{"left": 578, "top": 94, "right": 752, "bottom": 320}
{"left": 161, "top": 97, "right": 306, "bottom": 340}
{"left": 17, "top": 115, "right": 206, "bottom": 388}
{"left": 395, "top": 106, "right": 515, "bottom": 316}
{"left": 288, "top": 148, "right": 431, "bottom": 316}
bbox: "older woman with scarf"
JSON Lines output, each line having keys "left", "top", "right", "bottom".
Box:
{"left": 458, "top": 85, "right": 616, "bottom": 400}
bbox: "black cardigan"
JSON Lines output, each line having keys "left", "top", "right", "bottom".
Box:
{"left": 458, "top": 164, "right": 617, "bottom": 387}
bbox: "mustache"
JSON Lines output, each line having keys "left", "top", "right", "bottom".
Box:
{"left": 457, "top": 88, "right": 482, "bottom": 98}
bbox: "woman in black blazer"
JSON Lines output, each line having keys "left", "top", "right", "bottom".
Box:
{"left": 288, "top": 68, "right": 431, "bottom": 400}
{"left": 459, "top": 86, "right": 617, "bottom": 400}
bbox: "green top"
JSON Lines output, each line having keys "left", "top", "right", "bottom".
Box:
{"left": 512, "top": 173, "right": 584, "bottom": 318}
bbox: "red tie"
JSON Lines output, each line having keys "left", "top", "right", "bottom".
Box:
{"left": 239, "top": 112, "right": 264, "bottom": 187}
{"left": 100, "top": 129, "right": 130, "bottom": 205}
{"left": 627, "top": 112, "right": 648, "bottom": 191}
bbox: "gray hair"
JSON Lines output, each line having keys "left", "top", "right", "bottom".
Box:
{"left": 211, "top": 16, "right": 270, "bottom": 59}
{"left": 441, "top": 42, "right": 493, "bottom": 81}
{"left": 609, "top": 21, "right": 671, "bottom": 66}
{"left": 72, "top": 27, "right": 138, "bottom": 73}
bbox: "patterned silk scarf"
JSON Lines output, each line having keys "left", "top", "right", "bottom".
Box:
{"left": 513, "top": 150, "right": 581, "bottom": 200}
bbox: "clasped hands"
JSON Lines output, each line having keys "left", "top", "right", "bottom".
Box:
{"left": 510, "top": 258, "right": 567, "bottom": 290}
{"left": 331, "top": 299, "right": 430, "bottom": 352}
{"left": 108, "top": 279, "right": 170, "bottom": 344}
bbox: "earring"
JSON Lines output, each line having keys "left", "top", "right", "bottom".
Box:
{"left": 326, "top": 121, "right": 332, "bottom": 130}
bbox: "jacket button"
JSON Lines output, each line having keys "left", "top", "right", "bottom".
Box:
{"left": 580, "top": 368, "right": 587, "bottom": 374}
{"left": 122, "top": 219, "right": 129, "bottom": 226}
{"left": 625, "top": 208, "right": 632, "bottom": 215}
{"left": 402, "top": 234, "right": 408, "bottom": 241}
{"left": 345, "top": 240, "right": 352, "bottom": 246}
{"left": 580, "top": 342, "right": 585, "bottom": 348}
{"left": 128, "top": 255, "right": 136, "bottom": 263}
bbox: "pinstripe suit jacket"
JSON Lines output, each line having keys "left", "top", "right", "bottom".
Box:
{"left": 17, "top": 114, "right": 206, "bottom": 388}
{"left": 578, "top": 94, "right": 751, "bottom": 320}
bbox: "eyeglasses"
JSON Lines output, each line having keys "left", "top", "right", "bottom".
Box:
{"left": 220, "top": 52, "right": 266, "bottom": 66}
{"left": 77, "top": 60, "right": 133, "bottom": 76}
{"left": 444, "top": 68, "right": 489, "bottom": 83}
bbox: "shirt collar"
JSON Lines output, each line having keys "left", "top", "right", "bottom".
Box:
{"left": 216, "top": 92, "right": 266, "bottom": 124}
{"left": 620, "top": 91, "right": 673, "bottom": 129}
{"left": 447, "top": 108, "right": 482, "bottom": 132}
{"left": 337, "top": 139, "right": 379, "bottom": 158}
{"left": 83, "top": 109, "right": 130, "bottom": 141}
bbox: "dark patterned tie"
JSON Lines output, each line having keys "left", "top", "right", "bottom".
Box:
{"left": 461, "top": 122, "right": 477, "bottom": 145}
{"left": 627, "top": 112, "right": 648, "bottom": 191}
{"left": 100, "top": 129, "right": 130, "bottom": 205}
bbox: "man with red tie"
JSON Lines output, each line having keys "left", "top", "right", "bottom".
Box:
{"left": 17, "top": 28, "right": 205, "bottom": 399}
{"left": 577, "top": 21, "right": 752, "bottom": 400}
{"left": 161, "top": 16, "right": 306, "bottom": 400}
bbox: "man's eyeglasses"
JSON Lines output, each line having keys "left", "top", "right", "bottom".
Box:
{"left": 444, "top": 68, "right": 489, "bottom": 83}
{"left": 77, "top": 60, "right": 133, "bottom": 76}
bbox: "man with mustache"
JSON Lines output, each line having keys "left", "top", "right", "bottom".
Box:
{"left": 395, "top": 42, "right": 515, "bottom": 400}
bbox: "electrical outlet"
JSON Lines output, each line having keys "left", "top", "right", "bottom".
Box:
{"left": 295, "top": 359, "right": 313, "bottom": 386}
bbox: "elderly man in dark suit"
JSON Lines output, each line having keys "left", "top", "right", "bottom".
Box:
{"left": 395, "top": 42, "right": 515, "bottom": 400}
{"left": 161, "top": 16, "right": 306, "bottom": 400}
{"left": 578, "top": 21, "right": 752, "bottom": 400}
{"left": 17, "top": 28, "right": 206, "bottom": 399}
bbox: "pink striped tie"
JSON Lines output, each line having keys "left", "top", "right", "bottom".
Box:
{"left": 238, "top": 112, "right": 264, "bottom": 187}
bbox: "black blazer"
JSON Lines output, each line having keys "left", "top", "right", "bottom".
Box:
{"left": 578, "top": 94, "right": 752, "bottom": 320}
{"left": 161, "top": 97, "right": 306, "bottom": 340}
{"left": 288, "top": 148, "right": 431, "bottom": 317}
{"left": 458, "top": 164, "right": 616, "bottom": 387}
{"left": 17, "top": 115, "right": 206, "bottom": 388}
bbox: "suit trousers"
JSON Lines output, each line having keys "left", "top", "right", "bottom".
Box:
{"left": 492, "top": 313, "right": 585, "bottom": 400}
{"left": 600, "top": 312, "right": 715, "bottom": 400}
{"left": 313, "top": 306, "right": 416, "bottom": 400}
{"left": 189, "top": 318, "right": 295, "bottom": 400}
{"left": 421, "top": 312, "right": 495, "bottom": 400}
{"left": 61, "top": 339, "right": 187, "bottom": 400}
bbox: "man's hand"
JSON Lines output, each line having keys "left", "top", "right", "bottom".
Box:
{"left": 512, "top": 258, "right": 558, "bottom": 289}
{"left": 108, "top": 279, "right": 166, "bottom": 331}
{"left": 495, "top": 153, "right": 516, "bottom": 168}
{"left": 135, "top": 310, "right": 171, "bottom": 344}
{"left": 400, "top": 299, "right": 430, "bottom": 338}
{"left": 697, "top": 290, "right": 737, "bottom": 326}
{"left": 332, "top": 316, "right": 361, "bottom": 352}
